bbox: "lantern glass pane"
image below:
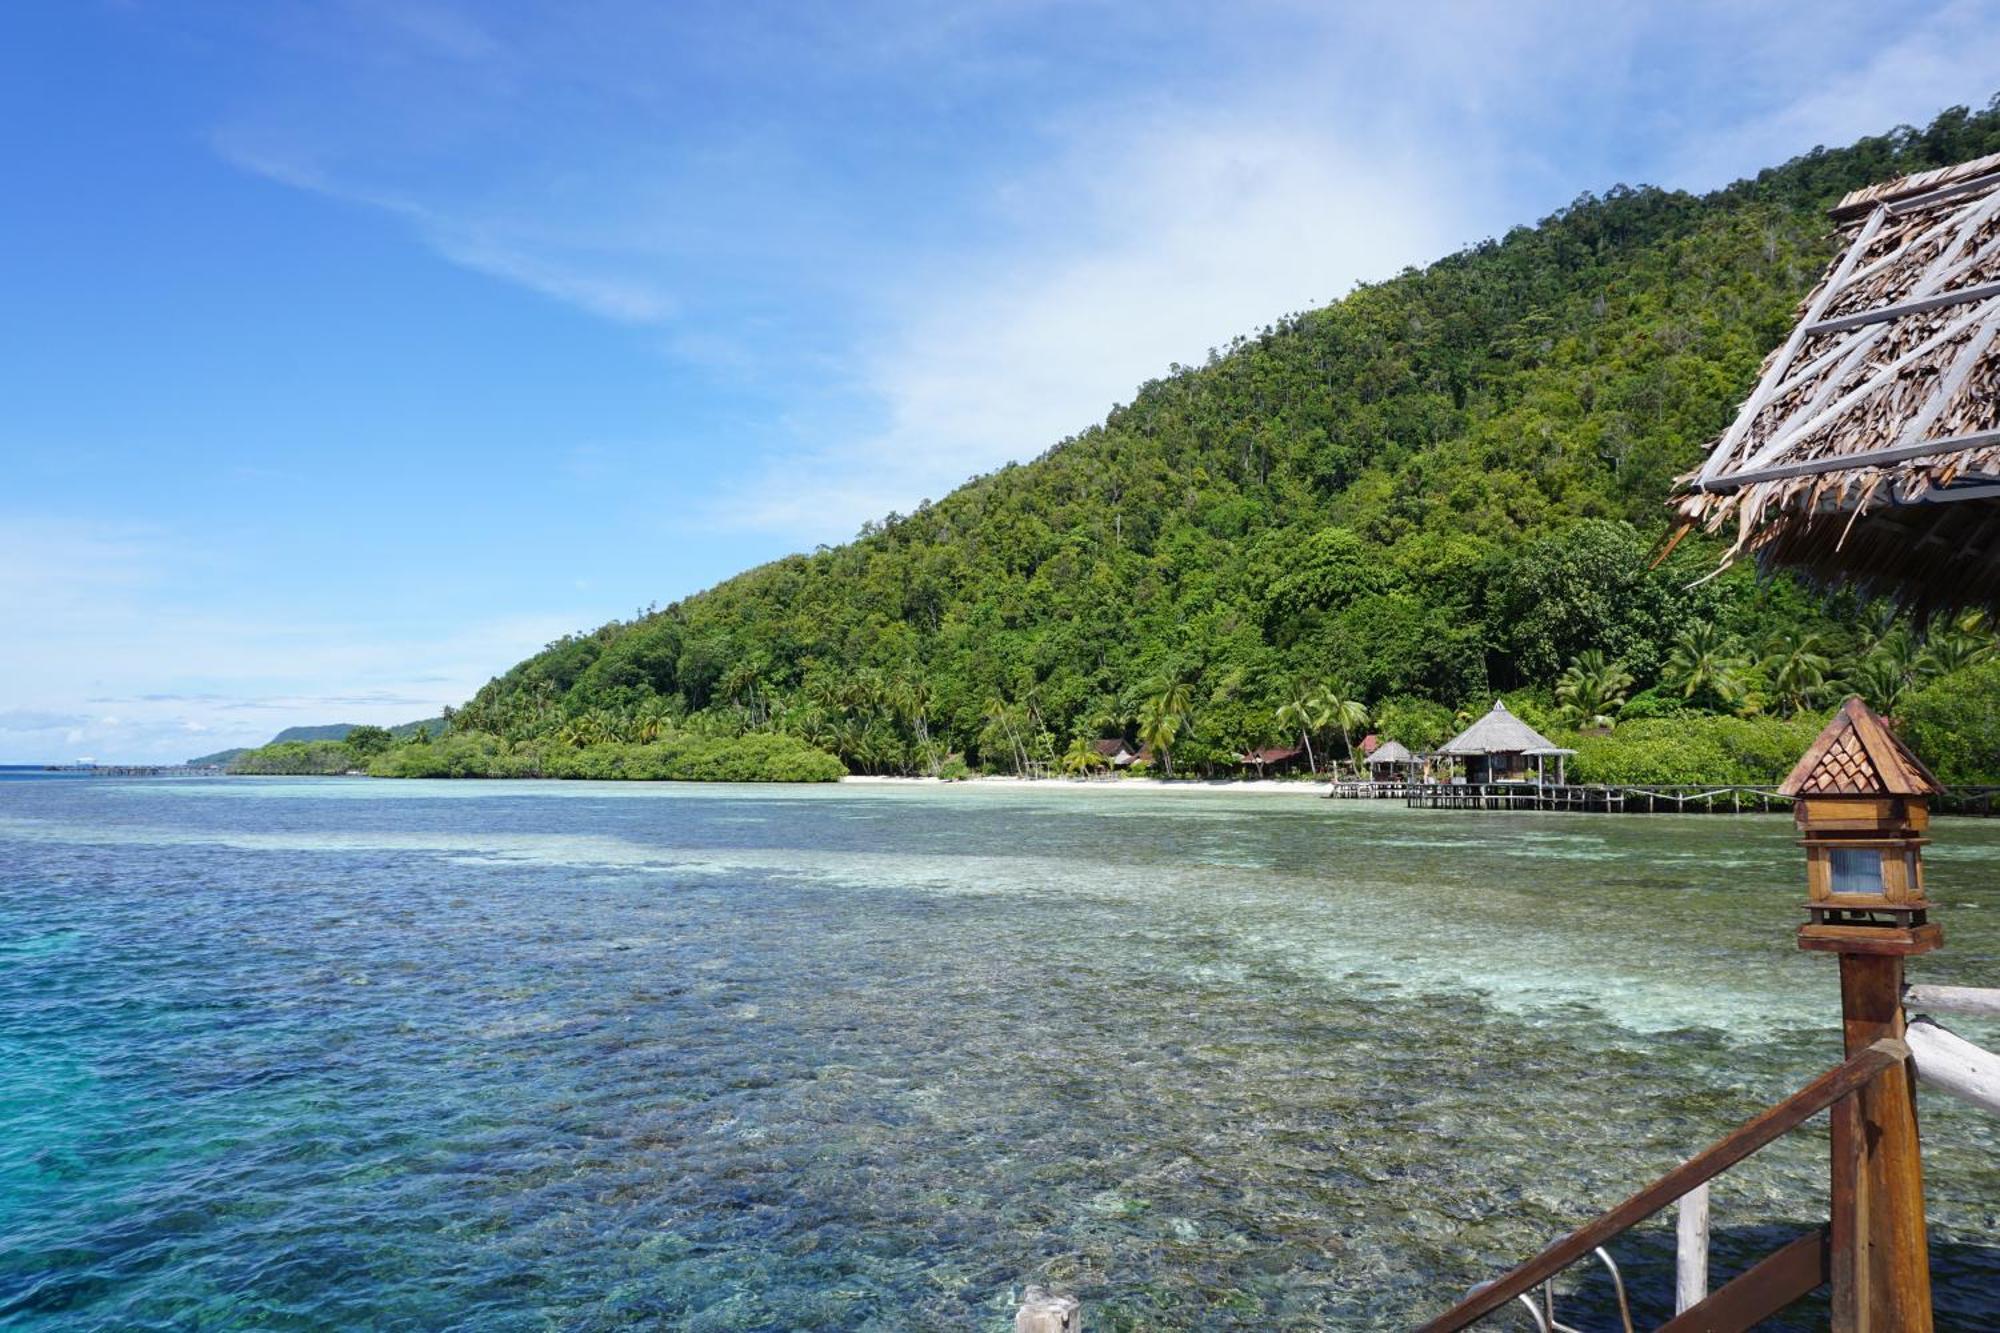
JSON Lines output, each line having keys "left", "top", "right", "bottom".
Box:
{"left": 1830, "top": 848, "right": 1884, "bottom": 895}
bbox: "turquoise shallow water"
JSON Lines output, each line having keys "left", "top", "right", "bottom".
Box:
{"left": 3, "top": 777, "right": 1998, "bottom": 1330}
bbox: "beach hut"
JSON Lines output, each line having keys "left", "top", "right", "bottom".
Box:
{"left": 1437, "top": 700, "right": 1574, "bottom": 784}
{"left": 1675, "top": 151, "right": 2000, "bottom": 614}
{"left": 1239, "top": 744, "right": 1308, "bottom": 776}
{"left": 1366, "top": 739, "right": 1416, "bottom": 783}
{"left": 1091, "top": 739, "right": 1143, "bottom": 769}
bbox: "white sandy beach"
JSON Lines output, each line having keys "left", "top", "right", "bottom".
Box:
{"left": 840, "top": 774, "right": 1333, "bottom": 796}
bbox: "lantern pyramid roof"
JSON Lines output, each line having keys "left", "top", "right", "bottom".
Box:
{"left": 1777, "top": 696, "right": 1943, "bottom": 797}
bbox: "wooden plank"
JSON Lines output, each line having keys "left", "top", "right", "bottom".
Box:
{"left": 1834, "top": 151, "right": 2000, "bottom": 218}
{"left": 1903, "top": 983, "right": 2000, "bottom": 1017}
{"left": 1906, "top": 1016, "right": 2000, "bottom": 1116}
{"left": 1885, "top": 165, "right": 2000, "bottom": 217}
{"left": 1803, "top": 278, "right": 2000, "bottom": 337}
{"left": 1797, "top": 923, "right": 1944, "bottom": 956}
{"left": 1655, "top": 1226, "right": 1830, "bottom": 1333}
{"left": 1414, "top": 1039, "right": 1906, "bottom": 1333}
{"left": 1831, "top": 1091, "right": 1864, "bottom": 1329}
{"left": 1676, "top": 1182, "right": 1711, "bottom": 1313}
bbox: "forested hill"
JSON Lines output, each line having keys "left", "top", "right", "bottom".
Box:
{"left": 448, "top": 101, "right": 2000, "bottom": 778}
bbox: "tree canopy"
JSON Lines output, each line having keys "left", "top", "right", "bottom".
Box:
{"left": 417, "top": 101, "right": 2000, "bottom": 782}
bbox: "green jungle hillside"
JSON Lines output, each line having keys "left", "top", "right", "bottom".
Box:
{"left": 289, "top": 102, "right": 2000, "bottom": 785}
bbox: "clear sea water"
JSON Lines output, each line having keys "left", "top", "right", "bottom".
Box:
{"left": 4, "top": 777, "right": 1998, "bottom": 1330}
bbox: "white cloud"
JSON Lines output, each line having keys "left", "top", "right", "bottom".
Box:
{"left": 0, "top": 517, "right": 581, "bottom": 763}
{"left": 712, "top": 119, "right": 1456, "bottom": 534}
{"left": 1663, "top": 0, "right": 2000, "bottom": 189}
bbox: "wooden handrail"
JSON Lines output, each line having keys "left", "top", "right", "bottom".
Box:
{"left": 1417, "top": 1038, "right": 1908, "bottom": 1332}
{"left": 1655, "top": 1226, "right": 1830, "bottom": 1332}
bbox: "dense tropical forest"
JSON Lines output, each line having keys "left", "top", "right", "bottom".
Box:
{"left": 234, "top": 100, "right": 2000, "bottom": 785}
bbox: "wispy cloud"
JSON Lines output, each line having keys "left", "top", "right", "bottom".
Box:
{"left": 197, "top": 1, "right": 2000, "bottom": 544}
{"left": 0, "top": 513, "right": 582, "bottom": 762}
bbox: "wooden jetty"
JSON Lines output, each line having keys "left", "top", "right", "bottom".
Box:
{"left": 1324, "top": 780, "right": 2000, "bottom": 815}
{"left": 1325, "top": 780, "right": 1792, "bottom": 813}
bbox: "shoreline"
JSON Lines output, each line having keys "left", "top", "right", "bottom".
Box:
{"left": 841, "top": 774, "right": 1334, "bottom": 796}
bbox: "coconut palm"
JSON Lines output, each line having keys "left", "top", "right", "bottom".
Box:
{"left": 1663, "top": 623, "right": 1752, "bottom": 710}
{"left": 1315, "top": 687, "right": 1369, "bottom": 777}
{"left": 1060, "top": 737, "right": 1107, "bottom": 778}
{"left": 982, "top": 697, "right": 1029, "bottom": 774}
{"left": 1555, "top": 651, "right": 1634, "bottom": 730}
{"left": 1919, "top": 611, "right": 1996, "bottom": 678}
{"left": 1849, "top": 654, "right": 1913, "bottom": 716}
{"left": 1275, "top": 685, "right": 1323, "bottom": 773}
{"left": 1759, "top": 632, "right": 1831, "bottom": 716}
{"left": 1136, "top": 691, "right": 1188, "bottom": 779}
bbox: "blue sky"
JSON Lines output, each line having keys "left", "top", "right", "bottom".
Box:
{"left": 5, "top": 1, "right": 2000, "bottom": 763}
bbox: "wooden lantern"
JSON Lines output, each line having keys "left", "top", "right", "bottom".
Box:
{"left": 1778, "top": 696, "right": 1943, "bottom": 956}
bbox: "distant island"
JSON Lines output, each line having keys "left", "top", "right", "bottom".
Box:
{"left": 193, "top": 718, "right": 447, "bottom": 771}
{"left": 220, "top": 103, "right": 2000, "bottom": 788}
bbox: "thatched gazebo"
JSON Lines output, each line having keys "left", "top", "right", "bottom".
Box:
{"left": 1676, "top": 152, "right": 2000, "bottom": 612}
{"left": 1438, "top": 701, "right": 1574, "bottom": 784}
{"left": 1366, "top": 739, "right": 1417, "bottom": 783}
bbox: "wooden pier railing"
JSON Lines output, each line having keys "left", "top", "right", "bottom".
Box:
{"left": 1323, "top": 781, "right": 2000, "bottom": 816}
{"left": 1322, "top": 781, "right": 1793, "bottom": 813}
{"left": 1419, "top": 1039, "right": 1908, "bottom": 1332}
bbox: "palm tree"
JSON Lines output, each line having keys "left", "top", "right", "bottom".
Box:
{"left": 1663, "top": 623, "right": 1751, "bottom": 711}
{"left": 1060, "top": 737, "right": 1107, "bottom": 778}
{"left": 1315, "top": 687, "right": 1369, "bottom": 777}
{"left": 1136, "top": 694, "right": 1184, "bottom": 778}
{"left": 1275, "top": 685, "right": 1323, "bottom": 774}
{"left": 982, "top": 697, "right": 1028, "bottom": 775}
{"left": 1554, "top": 651, "right": 1634, "bottom": 730}
{"left": 1850, "top": 655, "right": 1913, "bottom": 716}
{"left": 1919, "top": 611, "right": 1995, "bottom": 678}
{"left": 1759, "top": 632, "right": 1831, "bottom": 716}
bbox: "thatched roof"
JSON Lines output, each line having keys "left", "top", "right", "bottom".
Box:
{"left": 1676, "top": 152, "right": 2000, "bottom": 612}
{"left": 1368, "top": 740, "right": 1415, "bottom": 764}
{"left": 1439, "top": 701, "right": 1573, "bottom": 756}
{"left": 1778, "top": 696, "right": 1942, "bottom": 798}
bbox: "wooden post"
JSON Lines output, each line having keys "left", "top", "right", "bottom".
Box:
{"left": 1016, "top": 1286, "right": 1081, "bottom": 1333}
{"left": 1832, "top": 953, "right": 1933, "bottom": 1331}
{"left": 1675, "top": 1182, "right": 1710, "bottom": 1312}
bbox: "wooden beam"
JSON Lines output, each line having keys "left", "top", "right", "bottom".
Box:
{"left": 1840, "top": 956, "right": 1933, "bottom": 1331}
{"left": 1884, "top": 166, "right": 2000, "bottom": 218}
{"left": 1692, "top": 429, "right": 2000, "bottom": 493}
{"left": 1414, "top": 1039, "right": 1906, "bottom": 1333}
{"left": 1904, "top": 983, "right": 2000, "bottom": 1017}
{"left": 1655, "top": 1226, "right": 1830, "bottom": 1333}
{"left": 1676, "top": 1182, "right": 1711, "bottom": 1313}
{"left": 1906, "top": 1016, "right": 2000, "bottom": 1116}
{"left": 1697, "top": 207, "right": 1887, "bottom": 483}
{"left": 1725, "top": 300, "right": 2000, "bottom": 477}
{"left": 1803, "top": 279, "right": 2000, "bottom": 338}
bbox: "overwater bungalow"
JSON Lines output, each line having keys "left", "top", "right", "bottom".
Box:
{"left": 1436, "top": 700, "right": 1574, "bottom": 784}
